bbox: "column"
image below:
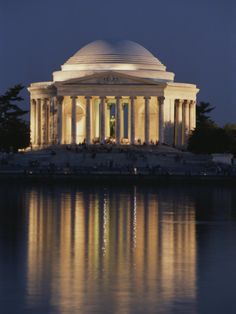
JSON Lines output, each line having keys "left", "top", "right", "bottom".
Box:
{"left": 47, "top": 98, "right": 51, "bottom": 144}
{"left": 48, "top": 97, "right": 55, "bottom": 145}
{"left": 115, "top": 96, "right": 122, "bottom": 144}
{"left": 30, "top": 99, "right": 36, "bottom": 146}
{"left": 36, "top": 98, "right": 42, "bottom": 146}
{"left": 71, "top": 96, "right": 77, "bottom": 144}
{"left": 183, "top": 100, "right": 190, "bottom": 145}
{"left": 130, "top": 96, "right": 136, "bottom": 145}
{"left": 99, "top": 96, "right": 106, "bottom": 143}
{"left": 57, "top": 96, "right": 63, "bottom": 144}
{"left": 144, "top": 97, "right": 150, "bottom": 144}
{"left": 85, "top": 96, "right": 92, "bottom": 144}
{"left": 175, "top": 99, "right": 183, "bottom": 147}
{"left": 189, "top": 100, "right": 196, "bottom": 131}
{"left": 42, "top": 98, "right": 48, "bottom": 146}
{"left": 158, "top": 96, "right": 165, "bottom": 144}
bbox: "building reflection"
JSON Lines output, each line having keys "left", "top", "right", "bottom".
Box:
{"left": 26, "top": 187, "right": 197, "bottom": 313}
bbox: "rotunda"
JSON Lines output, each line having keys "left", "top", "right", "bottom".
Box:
{"left": 28, "top": 40, "right": 199, "bottom": 147}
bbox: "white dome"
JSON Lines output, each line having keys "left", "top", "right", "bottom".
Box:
{"left": 53, "top": 40, "right": 175, "bottom": 82}
{"left": 65, "top": 40, "right": 164, "bottom": 67}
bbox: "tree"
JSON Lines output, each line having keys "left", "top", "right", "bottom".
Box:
{"left": 196, "top": 101, "right": 216, "bottom": 128}
{"left": 188, "top": 126, "right": 229, "bottom": 154}
{"left": 188, "top": 102, "right": 229, "bottom": 154}
{"left": 223, "top": 124, "right": 236, "bottom": 156}
{"left": 0, "top": 85, "right": 30, "bottom": 152}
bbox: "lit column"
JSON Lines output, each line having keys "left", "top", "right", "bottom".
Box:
{"left": 85, "top": 96, "right": 92, "bottom": 144}
{"left": 130, "top": 96, "right": 136, "bottom": 144}
{"left": 99, "top": 96, "right": 106, "bottom": 143}
{"left": 42, "top": 98, "right": 48, "bottom": 146}
{"left": 30, "top": 99, "right": 36, "bottom": 146}
{"left": 158, "top": 96, "right": 165, "bottom": 143}
{"left": 36, "top": 98, "right": 42, "bottom": 146}
{"left": 183, "top": 100, "right": 190, "bottom": 146}
{"left": 71, "top": 96, "right": 77, "bottom": 144}
{"left": 175, "top": 99, "right": 183, "bottom": 147}
{"left": 48, "top": 97, "right": 55, "bottom": 145}
{"left": 47, "top": 98, "right": 51, "bottom": 144}
{"left": 189, "top": 100, "right": 196, "bottom": 131}
{"left": 115, "top": 96, "right": 122, "bottom": 144}
{"left": 144, "top": 96, "right": 150, "bottom": 144}
{"left": 57, "top": 96, "right": 63, "bottom": 144}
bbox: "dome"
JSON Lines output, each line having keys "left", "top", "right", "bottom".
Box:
{"left": 64, "top": 40, "right": 164, "bottom": 67}
{"left": 53, "top": 40, "right": 175, "bottom": 82}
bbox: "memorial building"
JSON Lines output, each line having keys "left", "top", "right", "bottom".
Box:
{"left": 28, "top": 40, "right": 199, "bottom": 147}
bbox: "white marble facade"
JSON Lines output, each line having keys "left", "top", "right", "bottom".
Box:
{"left": 28, "top": 40, "right": 199, "bottom": 147}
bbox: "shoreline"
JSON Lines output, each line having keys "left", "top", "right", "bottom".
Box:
{"left": 1, "top": 172, "right": 236, "bottom": 184}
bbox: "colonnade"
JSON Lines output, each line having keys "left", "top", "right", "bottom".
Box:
{"left": 30, "top": 96, "right": 196, "bottom": 147}
{"left": 174, "top": 99, "right": 196, "bottom": 147}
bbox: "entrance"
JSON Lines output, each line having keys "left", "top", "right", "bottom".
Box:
{"left": 109, "top": 103, "right": 116, "bottom": 138}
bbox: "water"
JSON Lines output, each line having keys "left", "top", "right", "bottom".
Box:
{"left": 0, "top": 183, "right": 236, "bottom": 314}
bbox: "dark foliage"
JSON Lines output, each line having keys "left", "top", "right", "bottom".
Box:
{"left": 188, "top": 102, "right": 232, "bottom": 154}
{"left": 0, "top": 85, "right": 30, "bottom": 152}
{"left": 188, "top": 126, "right": 229, "bottom": 154}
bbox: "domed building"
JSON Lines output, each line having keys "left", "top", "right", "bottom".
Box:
{"left": 28, "top": 40, "right": 199, "bottom": 147}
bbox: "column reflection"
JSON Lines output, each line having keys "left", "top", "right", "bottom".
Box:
{"left": 26, "top": 187, "right": 197, "bottom": 314}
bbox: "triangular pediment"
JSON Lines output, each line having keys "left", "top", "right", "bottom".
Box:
{"left": 58, "top": 71, "right": 159, "bottom": 86}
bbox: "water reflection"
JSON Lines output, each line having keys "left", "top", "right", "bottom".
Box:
{"left": 26, "top": 187, "right": 197, "bottom": 314}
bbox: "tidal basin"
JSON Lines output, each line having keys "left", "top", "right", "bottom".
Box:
{"left": 0, "top": 183, "right": 236, "bottom": 314}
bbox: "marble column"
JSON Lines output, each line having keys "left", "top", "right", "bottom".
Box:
{"left": 57, "top": 96, "right": 63, "bottom": 144}
{"left": 47, "top": 98, "right": 51, "bottom": 144}
{"left": 183, "top": 100, "right": 190, "bottom": 145}
{"left": 189, "top": 100, "right": 196, "bottom": 131}
{"left": 71, "top": 96, "right": 77, "bottom": 144}
{"left": 99, "top": 96, "right": 106, "bottom": 143}
{"left": 42, "top": 98, "right": 48, "bottom": 145}
{"left": 175, "top": 99, "right": 184, "bottom": 147}
{"left": 130, "top": 96, "right": 136, "bottom": 144}
{"left": 158, "top": 96, "right": 165, "bottom": 144}
{"left": 36, "top": 98, "right": 42, "bottom": 146}
{"left": 115, "top": 96, "right": 122, "bottom": 144}
{"left": 30, "top": 99, "right": 36, "bottom": 146}
{"left": 144, "top": 96, "right": 150, "bottom": 144}
{"left": 85, "top": 96, "right": 92, "bottom": 144}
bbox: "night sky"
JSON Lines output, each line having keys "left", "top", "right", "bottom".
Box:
{"left": 0, "top": 0, "right": 235, "bottom": 125}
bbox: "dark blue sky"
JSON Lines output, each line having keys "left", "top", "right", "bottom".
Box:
{"left": 0, "top": 0, "right": 235, "bottom": 125}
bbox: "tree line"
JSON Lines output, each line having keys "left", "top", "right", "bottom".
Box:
{"left": 0, "top": 85, "right": 235, "bottom": 154}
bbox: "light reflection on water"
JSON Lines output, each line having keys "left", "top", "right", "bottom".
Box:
{"left": 1, "top": 184, "right": 236, "bottom": 314}
{"left": 26, "top": 186, "right": 196, "bottom": 314}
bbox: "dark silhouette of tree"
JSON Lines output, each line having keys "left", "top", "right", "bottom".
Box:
{"left": 188, "top": 102, "right": 229, "bottom": 154}
{"left": 196, "top": 101, "right": 215, "bottom": 128}
{"left": 0, "top": 85, "right": 30, "bottom": 152}
{"left": 223, "top": 124, "right": 236, "bottom": 156}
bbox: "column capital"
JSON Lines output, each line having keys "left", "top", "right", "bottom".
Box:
{"left": 183, "top": 99, "right": 191, "bottom": 106}
{"left": 85, "top": 95, "right": 92, "bottom": 100}
{"left": 158, "top": 96, "right": 165, "bottom": 105}
{"left": 115, "top": 96, "right": 122, "bottom": 100}
{"left": 42, "top": 97, "right": 49, "bottom": 103}
{"left": 99, "top": 96, "right": 107, "bottom": 100}
{"left": 175, "top": 99, "right": 184, "bottom": 106}
{"left": 31, "top": 98, "right": 36, "bottom": 105}
{"left": 56, "top": 96, "right": 64, "bottom": 103}
{"left": 129, "top": 96, "right": 137, "bottom": 100}
{"left": 144, "top": 96, "right": 151, "bottom": 100}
